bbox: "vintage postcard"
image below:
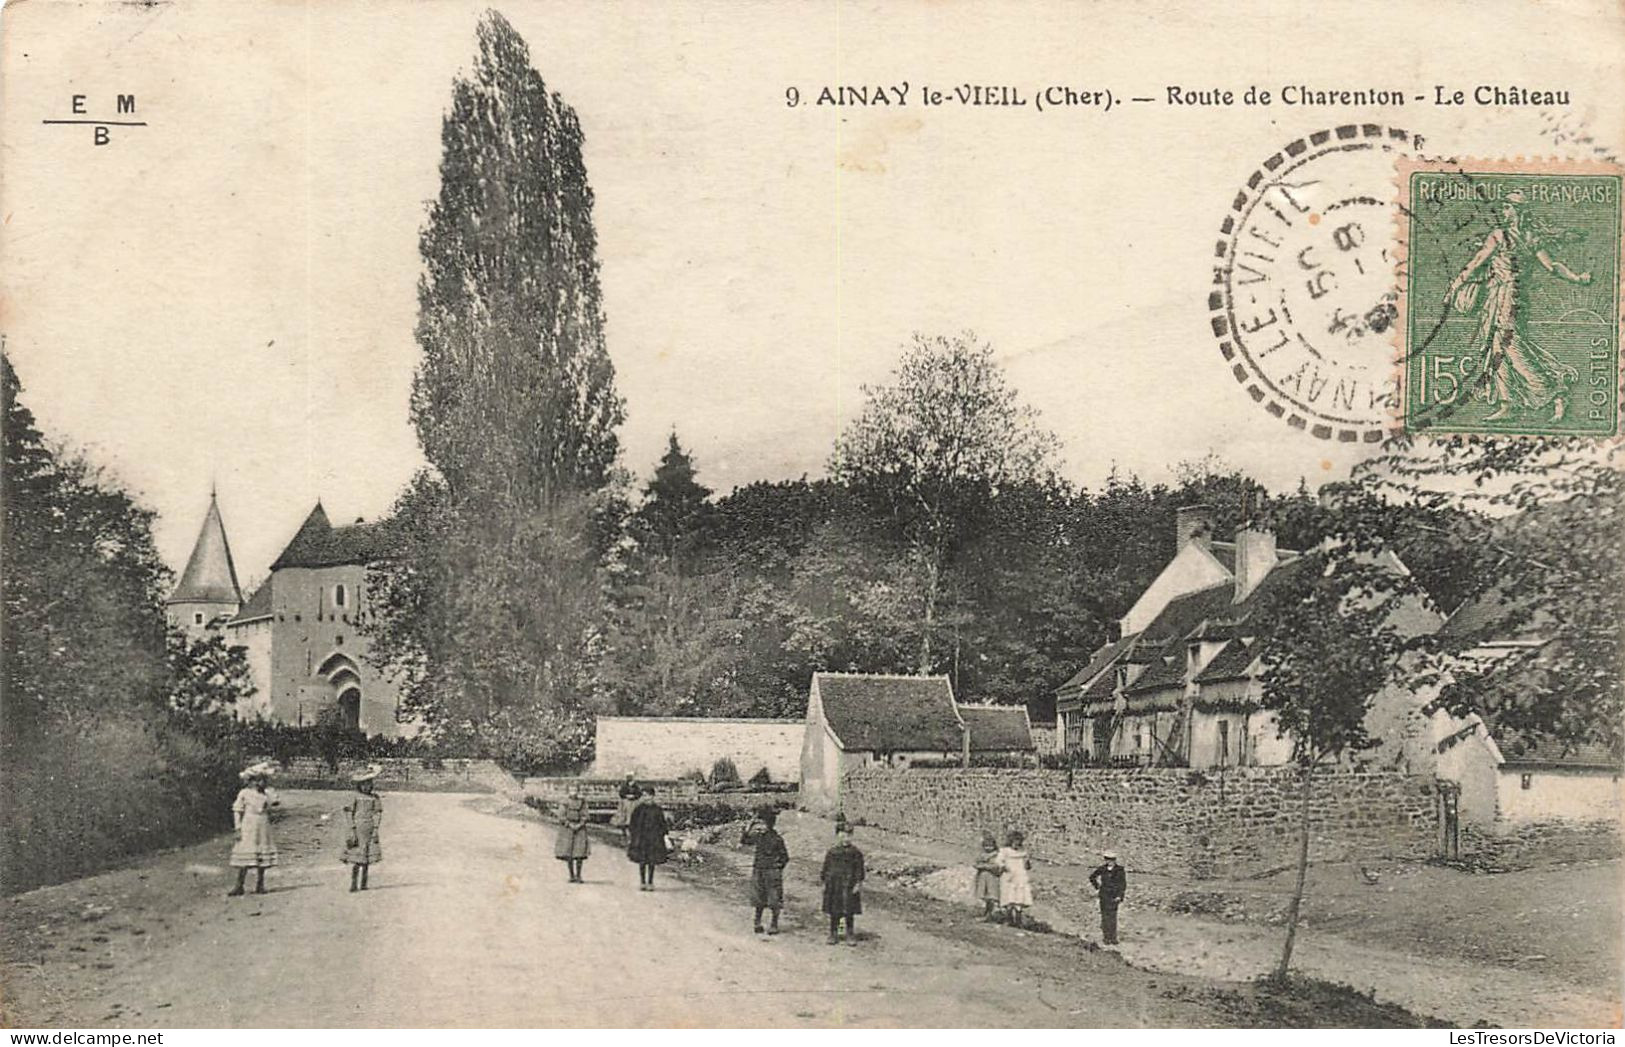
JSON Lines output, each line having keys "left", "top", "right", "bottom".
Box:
{"left": 1, "top": 0, "right": 1622, "bottom": 1035}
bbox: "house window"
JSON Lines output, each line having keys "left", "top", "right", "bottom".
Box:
{"left": 335, "top": 584, "right": 346, "bottom": 607}
{"left": 1218, "top": 720, "right": 1230, "bottom": 767}
{"left": 1135, "top": 725, "right": 1145, "bottom": 751}
{"left": 1520, "top": 773, "right": 1533, "bottom": 790}
{"left": 193, "top": 612, "right": 204, "bottom": 625}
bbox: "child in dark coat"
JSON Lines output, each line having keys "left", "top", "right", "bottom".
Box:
{"left": 820, "top": 819, "right": 865, "bottom": 946}
{"left": 741, "top": 807, "right": 790, "bottom": 934}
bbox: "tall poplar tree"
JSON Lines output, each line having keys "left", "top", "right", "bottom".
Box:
{"left": 368, "top": 10, "right": 625, "bottom": 770}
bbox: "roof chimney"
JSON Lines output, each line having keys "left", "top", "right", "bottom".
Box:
{"left": 1175, "top": 505, "right": 1216, "bottom": 550}
{"left": 1233, "top": 525, "right": 1277, "bottom": 603}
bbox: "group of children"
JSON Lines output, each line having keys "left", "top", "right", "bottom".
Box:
{"left": 225, "top": 762, "right": 384, "bottom": 897}
{"left": 973, "top": 829, "right": 1035, "bottom": 924}
{"left": 742, "top": 809, "right": 867, "bottom": 945}
{"left": 743, "top": 811, "right": 1127, "bottom": 946}
{"left": 230, "top": 764, "right": 1124, "bottom": 947}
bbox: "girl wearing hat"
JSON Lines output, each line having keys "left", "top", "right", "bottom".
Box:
{"left": 343, "top": 765, "right": 384, "bottom": 892}
{"left": 555, "top": 782, "right": 591, "bottom": 883}
{"left": 228, "top": 763, "right": 279, "bottom": 896}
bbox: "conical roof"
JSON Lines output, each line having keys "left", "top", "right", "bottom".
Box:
{"left": 168, "top": 494, "right": 243, "bottom": 606}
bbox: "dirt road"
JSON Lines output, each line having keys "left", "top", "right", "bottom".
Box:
{"left": 3, "top": 789, "right": 1396, "bottom": 1028}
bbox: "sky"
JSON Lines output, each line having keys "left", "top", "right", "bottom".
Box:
{"left": 2, "top": 0, "right": 1619, "bottom": 584}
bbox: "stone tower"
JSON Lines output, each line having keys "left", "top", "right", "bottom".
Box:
{"left": 167, "top": 491, "right": 243, "bottom": 635}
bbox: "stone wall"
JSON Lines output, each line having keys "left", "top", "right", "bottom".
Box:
{"left": 842, "top": 766, "right": 1441, "bottom": 879}
{"left": 591, "top": 716, "right": 804, "bottom": 782}
{"left": 1459, "top": 819, "right": 1623, "bottom": 870}
{"left": 253, "top": 756, "right": 519, "bottom": 796}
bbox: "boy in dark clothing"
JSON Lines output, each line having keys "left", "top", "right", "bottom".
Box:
{"left": 742, "top": 808, "right": 790, "bottom": 934}
{"left": 820, "top": 819, "right": 865, "bottom": 946}
{"left": 1088, "top": 850, "right": 1127, "bottom": 945}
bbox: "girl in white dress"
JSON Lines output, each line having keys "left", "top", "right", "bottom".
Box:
{"left": 997, "top": 829, "right": 1034, "bottom": 922}
{"left": 228, "top": 763, "right": 279, "bottom": 896}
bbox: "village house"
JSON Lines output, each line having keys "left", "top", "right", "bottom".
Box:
{"left": 170, "top": 495, "right": 411, "bottom": 737}
{"left": 799, "top": 672, "right": 1035, "bottom": 809}
{"left": 1404, "top": 591, "right": 1622, "bottom": 830}
{"left": 1054, "top": 505, "right": 1441, "bottom": 770}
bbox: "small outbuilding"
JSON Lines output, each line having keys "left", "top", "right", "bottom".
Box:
{"left": 799, "top": 672, "right": 1037, "bottom": 810}
{"left": 958, "top": 704, "right": 1038, "bottom": 762}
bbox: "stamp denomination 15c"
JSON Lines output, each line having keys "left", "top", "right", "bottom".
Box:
{"left": 1396, "top": 159, "right": 1623, "bottom": 437}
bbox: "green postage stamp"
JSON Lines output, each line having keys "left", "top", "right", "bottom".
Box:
{"left": 1398, "top": 159, "right": 1623, "bottom": 436}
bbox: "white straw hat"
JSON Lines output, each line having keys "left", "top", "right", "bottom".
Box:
{"left": 350, "top": 764, "right": 382, "bottom": 783}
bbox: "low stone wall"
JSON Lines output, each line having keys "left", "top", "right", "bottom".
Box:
{"left": 252, "top": 756, "right": 521, "bottom": 796}
{"left": 1460, "top": 819, "right": 1623, "bottom": 870}
{"left": 842, "top": 766, "right": 1440, "bottom": 879}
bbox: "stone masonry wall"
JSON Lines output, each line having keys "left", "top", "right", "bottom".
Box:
{"left": 842, "top": 766, "right": 1440, "bottom": 879}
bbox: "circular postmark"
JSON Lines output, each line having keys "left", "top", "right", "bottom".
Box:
{"left": 1211, "top": 125, "right": 1423, "bottom": 441}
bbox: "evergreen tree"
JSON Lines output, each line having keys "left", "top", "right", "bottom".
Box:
{"left": 632, "top": 432, "right": 713, "bottom": 566}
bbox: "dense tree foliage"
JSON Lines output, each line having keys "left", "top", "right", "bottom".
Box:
{"left": 365, "top": 11, "right": 625, "bottom": 771}
{"left": 2, "top": 353, "right": 251, "bottom": 891}
{"left": 1361, "top": 436, "right": 1622, "bottom": 757}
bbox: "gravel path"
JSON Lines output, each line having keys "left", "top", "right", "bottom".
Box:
{"left": 1, "top": 790, "right": 1393, "bottom": 1028}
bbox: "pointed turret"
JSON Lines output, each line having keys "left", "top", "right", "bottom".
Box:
{"left": 167, "top": 492, "right": 243, "bottom": 631}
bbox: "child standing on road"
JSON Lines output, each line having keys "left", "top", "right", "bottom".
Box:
{"left": 228, "top": 763, "right": 279, "bottom": 897}
{"left": 342, "top": 765, "right": 384, "bottom": 892}
{"left": 820, "top": 818, "right": 865, "bottom": 946}
{"left": 741, "top": 807, "right": 790, "bottom": 935}
{"left": 972, "top": 831, "right": 1002, "bottom": 920}
{"left": 554, "top": 781, "right": 591, "bottom": 883}
{"left": 997, "top": 829, "right": 1033, "bottom": 924}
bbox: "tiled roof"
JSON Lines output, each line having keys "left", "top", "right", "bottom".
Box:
{"left": 814, "top": 673, "right": 964, "bottom": 752}
{"left": 1194, "top": 639, "right": 1257, "bottom": 683}
{"left": 1124, "top": 559, "right": 1311, "bottom": 696}
{"left": 1485, "top": 709, "right": 1622, "bottom": 769}
{"left": 270, "top": 503, "right": 394, "bottom": 570}
{"left": 1441, "top": 586, "right": 1551, "bottom": 641}
{"left": 227, "top": 577, "right": 273, "bottom": 625}
{"left": 1056, "top": 633, "right": 1140, "bottom": 699}
{"left": 1125, "top": 655, "right": 1186, "bottom": 695}
{"left": 168, "top": 495, "right": 243, "bottom": 606}
{"left": 960, "top": 705, "right": 1035, "bottom": 751}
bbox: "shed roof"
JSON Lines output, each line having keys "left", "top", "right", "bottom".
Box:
{"left": 813, "top": 673, "right": 963, "bottom": 752}
{"left": 959, "top": 705, "right": 1035, "bottom": 751}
